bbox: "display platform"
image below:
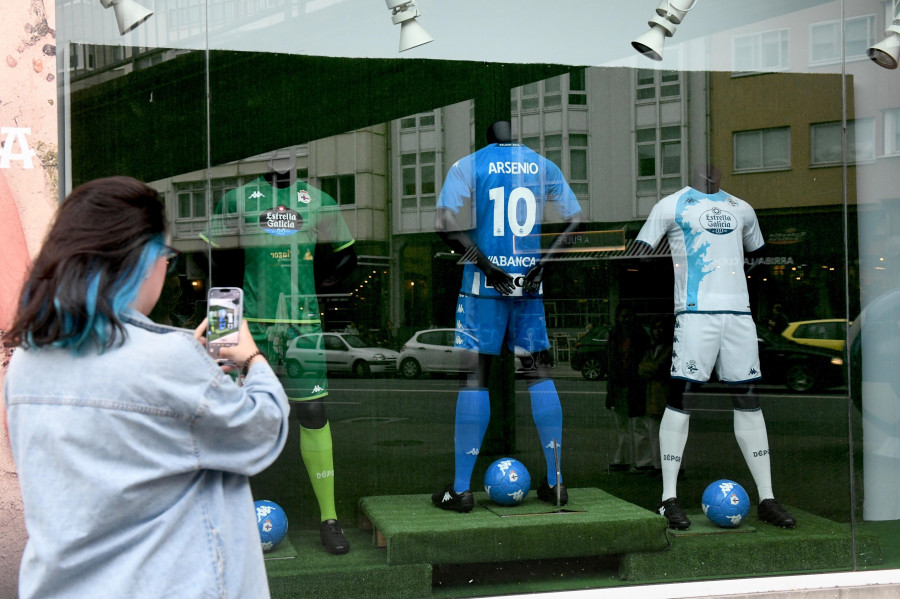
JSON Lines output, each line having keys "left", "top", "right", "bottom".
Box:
{"left": 620, "top": 506, "right": 883, "bottom": 582}
{"left": 263, "top": 528, "right": 432, "bottom": 599}
{"left": 263, "top": 492, "right": 883, "bottom": 598}
{"left": 358, "top": 487, "right": 669, "bottom": 566}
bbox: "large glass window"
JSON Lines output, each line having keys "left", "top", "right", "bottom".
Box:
{"left": 37, "top": 3, "right": 900, "bottom": 599}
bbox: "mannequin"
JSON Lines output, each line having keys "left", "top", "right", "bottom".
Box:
{"left": 431, "top": 121, "right": 582, "bottom": 512}
{"left": 210, "top": 167, "right": 356, "bottom": 554}
{"left": 636, "top": 164, "right": 796, "bottom": 530}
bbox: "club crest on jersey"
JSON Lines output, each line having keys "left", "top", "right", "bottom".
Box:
{"left": 298, "top": 190, "right": 312, "bottom": 204}
{"left": 260, "top": 204, "right": 302, "bottom": 237}
{"left": 700, "top": 207, "right": 736, "bottom": 235}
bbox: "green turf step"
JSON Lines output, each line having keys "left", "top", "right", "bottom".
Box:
{"left": 359, "top": 488, "right": 669, "bottom": 566}
{"left": 620, "top": 506, "right": 883, "bottom": 582}
{"left": 264, "top": 528, "right": 431, "bottom": 599}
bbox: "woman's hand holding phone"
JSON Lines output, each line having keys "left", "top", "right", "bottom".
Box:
{"left": 195, "top": 319, "right": 265, "bottom": 373}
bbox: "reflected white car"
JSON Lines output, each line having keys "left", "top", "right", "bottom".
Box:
{"left": 396, "top": 328, "right": 536, "bottom": 379}
{"left": 284, "top": 332, "right": 399, "bottom": 378}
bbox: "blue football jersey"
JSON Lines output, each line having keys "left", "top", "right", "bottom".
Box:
{"left": 437, "top": 143, "right": 582, "bottom": 297}
{"left": 636, "top": 186, "right": 764, "bottom": 314}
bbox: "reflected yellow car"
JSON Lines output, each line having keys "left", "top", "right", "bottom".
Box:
{"left": 781, "top": 319, "right": 849, "bottom": 352}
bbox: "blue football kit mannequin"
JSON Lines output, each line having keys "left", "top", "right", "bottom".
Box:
{"left": 432, "top": 123, "right": 582, "bottom": 512}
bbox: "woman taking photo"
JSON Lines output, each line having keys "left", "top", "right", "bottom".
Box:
{"left": 4, "top": 176, "right": 290, "bottom": 598}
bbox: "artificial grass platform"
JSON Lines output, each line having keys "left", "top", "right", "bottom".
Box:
{"left": 358, "top": 487, "right": 669, "bottom": 566}
{"left": 263, "top": 528, "right": 431, "bottom": 599}
{"left": 620, "top": 505, "right": 883, "bottom": 582}
{"left": 263, "top": 497, "right": 885, "bottom": 598}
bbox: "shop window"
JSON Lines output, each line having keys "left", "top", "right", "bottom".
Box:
{"left": 810, "top": 15, "right": 875, "bottom": 65}
{"left": 733, "top": 29, "right": 790, "bottom": 73}
{"left": 734, "top": 126, "right": 790, "bottom": 172}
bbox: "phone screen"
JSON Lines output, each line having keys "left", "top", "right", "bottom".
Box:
{"left": 207, "top": 288, "right": 242, "bottom": 354}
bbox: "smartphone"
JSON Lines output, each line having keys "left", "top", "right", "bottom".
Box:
{"left": 207, "top": 287, "right": 243, "bottom": 358}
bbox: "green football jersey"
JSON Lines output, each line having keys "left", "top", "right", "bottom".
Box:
{"left": 203, "top": 176, "right": 354, "bottom": 400}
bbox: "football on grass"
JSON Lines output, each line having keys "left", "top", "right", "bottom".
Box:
{"left": 254, "top": 500, "right": 288, "bottom": 551}
{"left": 702, "top": 479, "right": 750, "bottom": 528}
{"left": 483, "top": 458, "right": 531, "bottom": 506}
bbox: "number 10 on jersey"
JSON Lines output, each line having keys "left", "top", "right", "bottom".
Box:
{"left": 490, "top": 186, "right": 536, "bottom": 237}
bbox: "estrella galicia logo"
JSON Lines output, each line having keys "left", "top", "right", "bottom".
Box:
{"left": 686, "top": 360, "right": 698, "bottom": 373}
{"left": 700, "top": 207, "right": 737, "bottom": 235}
{"left": 260, "top": 204, "right": 302, "bottom": 237}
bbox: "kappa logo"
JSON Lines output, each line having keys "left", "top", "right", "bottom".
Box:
{"left": 748, "top": 367, "right": 759, "bottom": 376}
{"left": 545, "top": 439, "right": 560, "bottom": 450}
{"left": 312, "top": 385, "right": 324, "bottom": 394}
{"left": 466, "top": 448, "right": 480, "bottom": 456}
{"left": 672, "top": 350, "right": 678, "bottom": 358}
{"left": 250, "top": 190, "right": 265, "bottom": 199}
{"left": 457, "top": 304, "right": 465, "bottom": 314}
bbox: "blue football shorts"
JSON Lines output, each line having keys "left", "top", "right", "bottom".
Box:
{"left": 453, "top": 293, "right": 550, "bottom": 356}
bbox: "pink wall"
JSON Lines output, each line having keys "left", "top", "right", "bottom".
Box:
{"left": 1, "top": 0, "right": 59, "bottom": 595}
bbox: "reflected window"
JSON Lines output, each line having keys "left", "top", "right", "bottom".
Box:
{"left": 319, "top": 174, "right": 355, "bottom": 206}
{"left": 570, "top": 133, "right": 589, "bottom": 197}
{"left": 733, "top": 29, "right": 789, "bottom": 72}
{"left": 569, "top": 69, "right": 587, "bottom": 106}
{"left": 636, "top": 126, "right": 682, "bottom": 196}
{"left": 636, "top": 69, "right": 680, "bottom": 102}
{"left": 734, "top": 127, "right": 790, "bottom": 171}
{"left": 400, "top": 151, "right": 436, "bottom": 211}
{"left": 810, "top": 15, "right": 875, "bottom": 65}
{"left": 884, "top": 108, "right": 900, "bottom": 156}
{"left": 811, "top": 119, "right": 874, "bottom": 165}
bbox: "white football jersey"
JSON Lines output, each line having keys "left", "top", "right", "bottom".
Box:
{"left": 636, "top": 186, "right": 764, "bottom": 314}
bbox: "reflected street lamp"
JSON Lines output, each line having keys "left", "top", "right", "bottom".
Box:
{"left": 385, "top": 0, "right": 433, "bottom": 52}
{"left": 632, "top": 0, "right": 698, "bottom": 62}
{"left": 98, "top": 0, "right": 153, "bottom": 36}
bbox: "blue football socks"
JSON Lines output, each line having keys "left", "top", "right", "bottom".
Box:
{"left": 453, "top": 387, "right": 490, "bottom": 494}
{"left": 530, "top": 379, "right": 563, "bottom": 487}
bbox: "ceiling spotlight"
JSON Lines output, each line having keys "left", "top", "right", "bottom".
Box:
{"left": 98, "top": 0, "right": 153, "bottom": 36}
{"left": 632, "top": 0, "right": 698, "bottom": 61}
{"left": 868, "top": 18, "right": 900, "bottom": 69}
{"left": 385, "top": 0, "right": 433, "bottom": 52}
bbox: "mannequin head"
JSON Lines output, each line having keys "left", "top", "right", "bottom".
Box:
{"left": 691, "top": 164, "right": 721, "bottom": 194}
{"left": 486, "top": 120, "right": 512, "bottom": 144}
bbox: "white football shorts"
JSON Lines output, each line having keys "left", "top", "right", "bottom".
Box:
{"left": 671, "top": 312, "right": 761, "bottom": 384}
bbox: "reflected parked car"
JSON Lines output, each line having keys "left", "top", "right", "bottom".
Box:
{"left": 396, "top": 328, "right": 536, "bottom": 378}
{"left": 757, "top": 326, "right": 845, "bottom": 393}
{"left": 284, "top": 332, "right": 399, "bottom": 378}
{"left": 781, "top": 319, "right": 849, "bottom": 352}
{"left": 570, "top": 325, "right": 611, "bottom": 381}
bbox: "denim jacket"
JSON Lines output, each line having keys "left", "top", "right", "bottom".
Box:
{"left": 4, "top": 310, "right": 290, "bottom": 599}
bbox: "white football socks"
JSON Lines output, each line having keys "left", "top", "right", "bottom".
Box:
{"left": 659, "top": 406, "right": 690, "bottom": 501}
{"left": 733, "top": 408, "right": 774, "bottom": 502}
